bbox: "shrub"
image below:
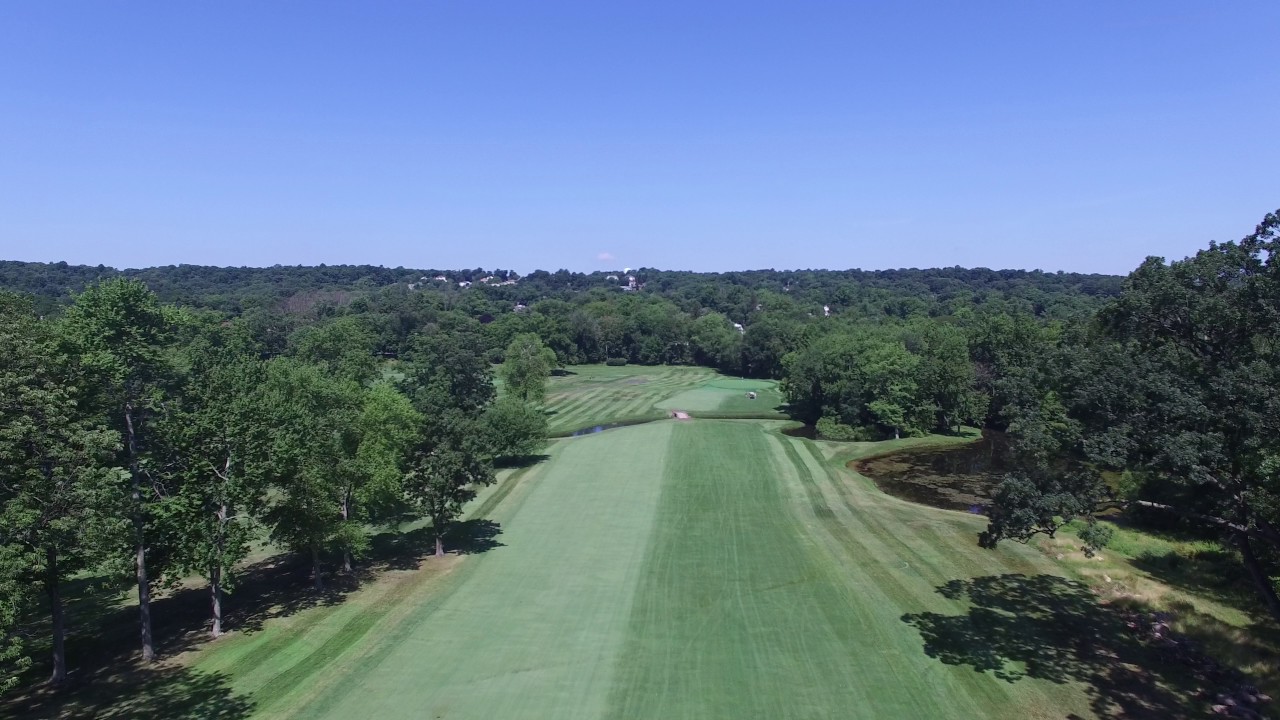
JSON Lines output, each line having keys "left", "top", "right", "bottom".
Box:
{"left": 605, "top": 357, "right": 628, "bottom": 366}
{"left": 815, "top": 416, "right": 874, "bottom": 442}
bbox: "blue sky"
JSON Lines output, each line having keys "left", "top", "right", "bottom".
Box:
{"left": 1, "top": 2, "right": 1277, "bottom": 274}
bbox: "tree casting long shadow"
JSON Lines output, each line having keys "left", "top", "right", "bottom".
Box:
{"left": 901, "top": 574, "right": 1265, "bottom": 719}
{"left": 4, "top": 517, "right": 506, "bottom": 717}
{"left": 2, "top": 665, "right": 252, "bottom": 720}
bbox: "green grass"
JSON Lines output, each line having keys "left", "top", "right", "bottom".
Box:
{"left": 543, "top": 365, "right": 783, "bottom": 433}
{"left": 1041, "top": 520, "right": 1280, "bottom": 700}
{"left": 200, "top": 419, "right": 1106, "bottom": 719}
{"left": 602, "top": 422, "right": 1088, "bottom": 719}
{"left": 17, "top": 367, "right": 1262, "bottom": 718}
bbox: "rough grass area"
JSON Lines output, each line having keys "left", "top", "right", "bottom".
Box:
{"left": 1044, "top": 521, "right": 1280, "bottom": 703}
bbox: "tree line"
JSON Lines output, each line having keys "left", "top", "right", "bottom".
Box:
{"left": 977, "top": 211, "right": 1280, "bottom": 622}
{"left": 0, "top": 280, "right": 551, "bottom": 689}
{"left": 772, "top": 211, "right": 1280, "bottom": 622}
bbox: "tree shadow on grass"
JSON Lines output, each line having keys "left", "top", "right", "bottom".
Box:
{"left": 901, "top": 574, "right": 1266, "bottom": 719}
{"left": 1130, "top": 547, "right": 1261, "bottom": 613}
{"left": 6, "top": 517, "right": 507, "bottom": 712}
{"left": 2, "top": 664, "right": 252, "bottom": 720}
{"left": 369, "top": 517, "right": 504, "bottom": 569}
{"left": 222, "top": 553, "right": 359, "bottom": 636}
{"left": 448, "top": 518, "right": 504, "bottom": 555}
{"left": 494, "top": 453, "right": 550, "bottom": 469}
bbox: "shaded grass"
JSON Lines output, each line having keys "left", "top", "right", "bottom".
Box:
{"left": 5, "top": 665, "right": 253, "bottom": 720}
{"left": 901, "top": 573, "right": 1255, "bottom": 719}
{"left": 838, "top": 430, "right": 1280, "bottom": 711}
{"left": 1041, "top": 521, "right": 1280, "bottom": 702}
{"left": 1, "top": 463, "right": 536, "bottom": 719}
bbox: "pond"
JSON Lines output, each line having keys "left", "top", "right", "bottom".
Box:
{"left": 780, "top": 424, "right": 818, "bottom": 439}
{"left": 565, "top": 418, "right": 658, "bottom": 437}
{"left": 853, "top": 432, "right": 1010, "bottom": 514}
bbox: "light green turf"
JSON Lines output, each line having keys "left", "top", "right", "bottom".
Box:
{"left": 604, "top": 422, "right": 1088, "bottom": 719}
{"left": 545, "top": 365, "right": 783, "bottom": 432}
{"left": 288, "top": 422, "right": 677, "bottom": 719}
{"left": 232, "top": 419, "right": 1095, "bottom": 720}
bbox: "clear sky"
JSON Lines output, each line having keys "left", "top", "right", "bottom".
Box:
{"left": 1, "top": 2, "right": 1277, "bottom": 275}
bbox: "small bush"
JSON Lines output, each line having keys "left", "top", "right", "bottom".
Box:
{"left": 814, "top": 417, "right": 879, "bottom": 441}
{"left": 815, "top": 417, "right": 861, "bottom": 441}
{"left": 605, "top": 357, "right": 628, "bottom": 366}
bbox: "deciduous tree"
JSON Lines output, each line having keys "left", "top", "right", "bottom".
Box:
{"left": 982, "top": 211, "right": 1280, "bottom": 619}
{"left": 499, "top": 333, "right": 556, "bottom": 404}
{"left": 161, "top": 321, "right": 271, "bottom": 636}
{"left": 0, "top": 293, "right": 124, "bottom": 682}
{"left": 60, "top": 279, "right": 175, "bottom": 662}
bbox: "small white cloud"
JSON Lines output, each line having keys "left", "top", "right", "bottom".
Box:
{"left": 597, "top": 252, "right": 615, "bottom": 262}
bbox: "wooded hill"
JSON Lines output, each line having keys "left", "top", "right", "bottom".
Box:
{"left": 0, "top": 260, "right": 1120, "bottom": 319}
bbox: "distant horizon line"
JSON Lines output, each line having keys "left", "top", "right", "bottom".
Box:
{"left": 0, "top": 258, "right": 1128, "bottom": 278}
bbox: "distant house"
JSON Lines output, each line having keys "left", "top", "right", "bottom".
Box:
{"left": 823, "top": 305, "right": 831, "bottom": 317}
{"left": 479, "top": 276, "right": 496, "bottom": 284}
{"left": 513, "top": 303, "right": 528, "bottom": 312}
{"left": 458, "top": 281, "right": 472, "bottom": 288}
{"left": 433, "top": 275, "right": 448, "bottom": 282}
{"left": 606, "top": 274, "right": 618, "bottom": 281}
{"left": 733, "top": 323, "right": 745, "bottom": 334}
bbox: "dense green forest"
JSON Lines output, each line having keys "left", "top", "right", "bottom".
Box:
{"left": 2, "top": 209, "right": 1279, "bottom": 699}
{"left": 1, "top": 260, "right": 1120, "bottom": 376}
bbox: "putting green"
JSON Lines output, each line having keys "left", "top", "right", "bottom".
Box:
{"left": 266, "top": 420, "right": 1091, "bottom": 719}
{"left": 543, "top": 365, "right": 783, "bottom": 429}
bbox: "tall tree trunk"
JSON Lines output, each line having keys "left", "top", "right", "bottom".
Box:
{"left": 1238, "top": 532, "right": 1280, "bottom": 622}
{"left": 341, "top": 492, "right": 353, "bottom": 573}
{"left": 210, "top": 563, "right": 223, "bottom": 638}
{"left": 46, "top": 546, "right": 66, "bottom": 685}
{"left": 125, "top": 404, "right": 155, "bottom": 663}
{"left": 311, "top": 544, "right": 323, "bottom": 591}
{"left": 210, "top": 500, "right": 228, "bottom": 637}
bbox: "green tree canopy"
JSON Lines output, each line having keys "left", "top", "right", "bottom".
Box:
{"left": 499, "top": 333, "right": 556, "bottom": 404}
{"left": 60, "top": 278, "right": 176, "bottom": 663}
{"left": 982, "top": 210, "right": 1280, "bottom": 619}
{"left": 0, "top": 292, "right": 125, "bottom": 683}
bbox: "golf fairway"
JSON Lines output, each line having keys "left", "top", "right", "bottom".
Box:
{"left": 248, "top": 419, "right": 1094, "bottom": 719}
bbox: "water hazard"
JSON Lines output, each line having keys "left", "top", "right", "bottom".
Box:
{"left": 567, "top": 419, "right": 657, "bottom": 437}
{"left": 853, "top": 432, "right": 1010, "bottom": 514}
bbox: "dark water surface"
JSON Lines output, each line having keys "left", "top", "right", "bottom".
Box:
{"left": 780, "top": 424, "right": 818, "bottom": 439}
{"left": 854, "top": 433, "right": 1010, "bottom": 514}
{"left": 563, "top": 418, "right": 661, "bottom": 437}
